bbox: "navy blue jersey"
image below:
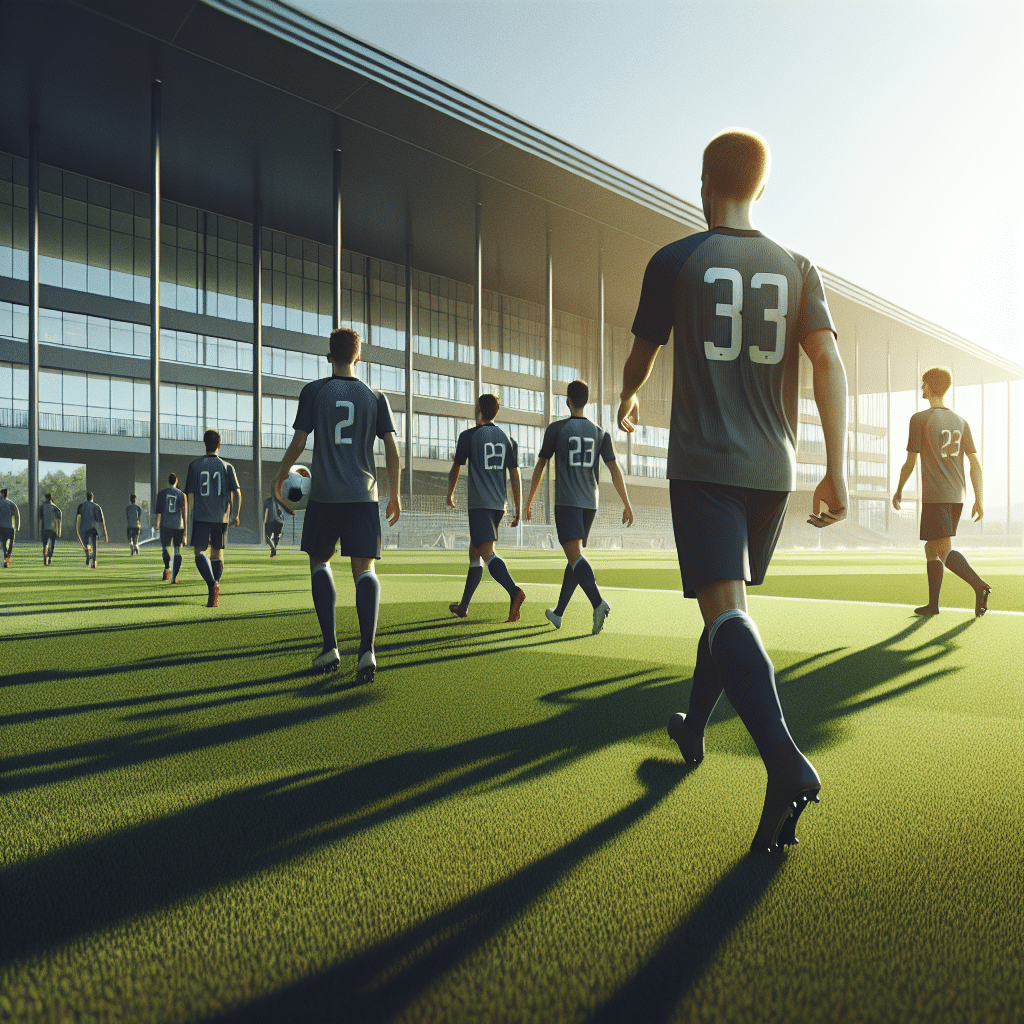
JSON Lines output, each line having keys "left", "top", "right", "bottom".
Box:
{"left": 155, "top": 486, "right": 186, "bottom": 529}
{"left": 907, "top": 408, "right": 976, "bottom": 504}
{"left": 39, "top": 501, "right": 62, "bottom": 532}
{"left": 632, "top": 227, "right": 835, "bottom": 492}
{"left": 454, "top": 423, "right": 519, "bottom": 510}
{"left": 185, "top": 456, "right": 239, "bottom": 524}
{"left": 293, "top": 375, "right": 396, "bottom": 503}
{"left": 0, "top": 497, "right": 18, "bottom": 529}
{"left": 263, "top": 495, "right": 286, "bottom": 525}
{"left": 125, "top": 503, "right": 143, "bottom": 528}
{"left": 76, "top": 500, "right": 104, "bottom": 534}
{"left": 539, "top": 416, "right": 616, "bottom": 510}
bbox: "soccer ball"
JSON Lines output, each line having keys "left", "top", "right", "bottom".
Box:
{"left": 284, "top": 465, "right": 312, "bottom": 506}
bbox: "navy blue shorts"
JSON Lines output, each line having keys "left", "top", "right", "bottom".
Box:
{"left": 670, "top": 480, "right": 789, "bottom": 599}
{"left": 920, "top": 502, "right": 962, "bottom": 542}
{"left": 301, "top": 500, "right": 381, "bottom": 562}
{"left": 265, "top": 523, "right": 283, "bottom": 540}
{"left": 127, "top": 527, "right": 141, "bottom": 540}
{"left": 161, "top": 528, "right": 185, "bottom": 548}
{"left": 555, "top": 506, "right": 596, "bottom": 546}
{"left": 468, "top": 507, "right": 504, "bottom": 547}
{"left": 192, "top": 521, "right": 228, "bottom": 552}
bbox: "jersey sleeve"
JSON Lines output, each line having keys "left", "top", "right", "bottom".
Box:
{"left": 794, "top": 262, "right": 837, "bottom": 342}
{"left": 907, "top": 413, "right": 922, "bottom": 453}
{"left": 376, "top": 392, "right": 397, "bottom": 438}
{"left": 226, "top": 463, "right": 240, "bottom": 492}
{"left": 453, "top": 428, "right": 471, "bottom": 466}
{"left": 184, "top": 464, "right": 197, "bottom": 495}
{"left": 77, "top": 503, "right": 83, "bottom": 517}
{"left": 293, "top": 380, "right": 317, "bottom": 434}
{"left": 538, "top": 420, "right": 562, "bottom": 460}
{"left": 630, "top": 245, "right": 683, "bottom": 347}
{"left": 961, "top": 420, "right": 977, "bottom": 455}
{"left": 600, "top": 431, "right": 616, "bottom": 463}
{"left": 507, "top": 434, "right": 519, "bottom": 470}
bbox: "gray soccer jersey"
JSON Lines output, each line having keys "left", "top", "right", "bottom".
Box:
{"left": 264, "top": 495, "right": 286, "bottom": 525}
{"left": 77, "top": 500, "right": 104, "bottom": 535}
{"left": 539, "top": 416, "right": 616, "bottom": 510}
{"left": 632, "top": 227, "right": 836, "bottom": 492}
{"left": 39, "top": 501, "right": 62, "bottom": 532}
{"left": 293, "top": 375, "right": 396, "bottom": 504}
{"left": 454, "top": 423, "right": 519, "bottom": 511}
{"left": 155, "top": 486, "right": 186, "bottom": 529}
{"left": 126, "top": 503, "right": 143, "bottom": 528}
{"left": 908, "top": 408, "right": 976, "bottom": 503}
{"left": 0, "top": 497, "right": 18, "bottom": 529}
{"left": 185, "top": 456, "right": 239, "bottom": 523}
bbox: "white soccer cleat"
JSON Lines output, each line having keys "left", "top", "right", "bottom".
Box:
{"left": 311, "top": 647, "right": 340, "bottom": 673}
{"left": 592, "top": 599, "right": 611, "bottom": 635}
{"left": 356, "top": 650, "right": 376, "bottom": 685}
{"left": 545, "top": 608, "right": 562, "bottom": 629}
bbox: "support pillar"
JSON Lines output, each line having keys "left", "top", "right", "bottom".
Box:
{"left": 27, "top": 123, "right": 39, "bottom": 541}
{"left": 404, "top": 245, "right": 414, "bottom": 502}
{"left": 544, "top": 234, "right": 553, "bottom": 524}
{"left": 333, "top": 148, "right": 343, "bottom": 327}
{"left": 474, "top": 204, "right": 483, "bottom": 401}
{"left": 252, "top": 197, "right": 263, "bottom": 531}
{"left": 597, "top": 252, "right": 605, "bottom": 431}
{"left": 885, "top": 335, "right": 892, "bottom": 535}
{"left": 149, "top": 80, "right": 161, "bottom": 506}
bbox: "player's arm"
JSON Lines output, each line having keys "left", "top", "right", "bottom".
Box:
{"left": 617, "top": 337, "right": 661, "bottom": 432}
{"left": 802, "top": 329, "right": 849, "bottom": 528}
{"left": 101, "top": 511, "right": 108, "bottom": 542}
{"left": 508, "top": 467, "right": 522, "bottom": 528}
{"left": 446, "top": 462, "right": 461, "bottom": 509}
{"left": 892, "top": 453, "right": 917, "bottom": 510}
{"left": 231, "top": 483, "right": 242, "bottom": 527}
{"left": 383, "top": 431, "right": 401, "bottom": 525}
{"left": 525, "top": 456, "right": 548, "bottom": 521}
{"left": 967, "top": 452, "right": 984, "bottom": 521}
{"left": 607, "top": 459, "right": 634, "bottom": 527}
{"left": 181, "top": 494, "right": 188, "bottom": 543}
{"left": 13, "top": 506, "right": 19, "bottom": 532}
{"left": 274, "top": 430, "right": 308, "bottom": 512}
{"left": 76, "top": 513, "right": 83, "bottom": 547}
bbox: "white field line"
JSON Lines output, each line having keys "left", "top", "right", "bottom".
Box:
{"left": 383, "top": 573, "right": 1024, "bottom": 617}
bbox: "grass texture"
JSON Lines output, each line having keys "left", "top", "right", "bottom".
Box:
{"left": 1, "top": 545, "right": 1022, "bottom": 1023}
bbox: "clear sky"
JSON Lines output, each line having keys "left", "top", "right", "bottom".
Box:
{"left": 291, "top": 0, "right": 1023, "bottom": 368}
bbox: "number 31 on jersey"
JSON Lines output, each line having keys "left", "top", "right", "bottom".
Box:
{"left": 704, "top": 268, "right": 788, "bottom": 365}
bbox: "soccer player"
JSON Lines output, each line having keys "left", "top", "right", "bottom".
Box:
{"left": 524, "top": 379, "right": 634, "bottom": 633}
{"left": 154, "top": 472, "right": 187, "bottom": 583}
{"left": 446, "top": 393, "right": 526, "bottom": 622}
{"left": 184, "top": 430, "right": 242, "bottom": 608}
{"left": 126, "top": 494, "right": 144, "bottom": 556}
{"left": 618, "top": 128, "right": 849, "bottom": 853}
{"left": 263, "top": 490, "right": 288, "bottom": 558}
{"left": 274, "top": 327, "right": 400, "bottom": 681}
{"left": 76, "top": 491, "right": 108, "bottom": 568}
{"left": 0, "top": 487, "right": 19, "bottom": 568}
{"left": 892, "top": 366, "right": 989, "bottom": 616}
{"left": 39, "top": 492, "right": 62, "bottom": 565}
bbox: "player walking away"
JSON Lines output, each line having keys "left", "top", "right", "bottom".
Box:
{"left": 39, "top": 492, "right": 62, "bottom": 565}
{"left": 524, "top": 379, "right": 634, "bottom": 634}
{"left": 893, "top": 367, "right": 989, "bottom": 616}
{"left": 154, "top": 473, "right": 187, "bottom": 583}
{"left": 76, "top": 491, "right": 108, "bottom": 568}
{"left": 618, "top": 129, "right": 849, "bottom": 853}
{"left": 126, "top": 494, "right": 144, "bottom": 555}
{"left": 263, "top": 491, "right": 288, "bottom": 558}
{"left": 274, "top": 327, "right": 401, "bottom": 681}
{"left": 446, "top": 393, "right": 526, "bottom": 622}
{"left": 185, "top": 430, "right": 242, "bottom": 608}
{"left": 0, "top": 487, "right": 19, "bottom": 568}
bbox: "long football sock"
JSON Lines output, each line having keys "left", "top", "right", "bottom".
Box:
{"left": 355, "top": 570, "right": 381, "bottom": 658}
{"left": 172, "top": 553, "right": 182, "bottom": 581}
{"left": 710, "top": 611, "right": 797, "bottom": 766}
{"left": 162, "top": 548, "right": 171, "bottom": 569}
{"left": 685, "top": 627, "right": 724, "bottom": 735}
{"left": 461, "top": 560, "right": 484, "bottom": 609}
{"left": 211, "top": 559, "right": 224, "bottom": 583}
{"left": 195, "top": 552, "right": 216, "bottom": 588}
{"left": 570, "top": 556, "right": 602, "bottom": 609}
{"left": 554, "top": 563, "right": 577, "bottom": 615}
{"left": 486, "top": 553, "right": 517, "bottom": 597}
{"left": 311, "top": 563, "right": 337, "bottom": 652}
{"left": 944, "top": 550, "right": 987, "bottom": 592}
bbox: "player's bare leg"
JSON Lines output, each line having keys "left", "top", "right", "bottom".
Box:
{"left": 916, "top": 538, "right": 951, "bottom": 615}
{"left": 943, "top": 548, "right": 991, "bottom": 616}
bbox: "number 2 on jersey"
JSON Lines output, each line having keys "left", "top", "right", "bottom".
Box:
{"left": 334, "top": 401, "right": 355, "bottom": 445}
{"left": 703, "top": 268, "right": 788, "bottom": 365}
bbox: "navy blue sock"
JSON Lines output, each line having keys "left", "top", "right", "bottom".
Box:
{"left": 711, "top": 613, "right": 796, "bottom": 764}
{"left": 685, "top": 627, "right": 723, "bottom": 734}
{"left": 162, "top": 548, "right": 170, "bottom": 569}
{"left": 461, "top": 562, "right": 484, "bottom": 608}
{"left": 311, "top": 564, "right": 337, "bottom": 651}
{"left": 571, "top": 556, "right": 602, "bottom": 609}
{"left": 195, "top": 552, "right": 216, "bottom": 588}
{"left": 212, "top": 559, "right": 224, "bottom": 582}
{"left": 172, "top": 553, "right": 182, "bottom": 581}
{"left": 355, "top": 570, "right": 381, "bottom": 658}
{"left": 554, "top": 563, "right": 577, "bottom": 615}
{"left": 486, "top": 554, "right": 517, "bottom": 597}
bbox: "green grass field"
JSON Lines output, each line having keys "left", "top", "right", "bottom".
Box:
{"left": 2, "top": 545, "right": 1022, "bottom": 1023}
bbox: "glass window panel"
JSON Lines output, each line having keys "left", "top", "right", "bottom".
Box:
{"left": 63, "top": 372, "right": 87, "bottom": 407}
{"left": 87, "top": 316, "right": 110, "bottom": 351}
{"left": 87, "top": 202, "right": 110, "bottom": 229}
{"left": 40, "top": 370, "right": 62, "bottom": 408}
{"left": 89, "top": 375, "right": 110, "bottom": 412}
{"left": 110, "top": 321, "right": 133, "bottom": 355}
{"left": 64, "top": 313, "right": 87, "bottom": 348}
{"left": 135, "top": 381, "right": 149, "bottom": 413}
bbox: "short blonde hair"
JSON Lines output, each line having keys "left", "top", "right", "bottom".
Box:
{"left": 702, "top": 129, "right": 771, "bottom": 202}
{"left": 922, "top": 366, "right": 952, "bottom": 397}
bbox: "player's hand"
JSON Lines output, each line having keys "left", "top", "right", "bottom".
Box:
{"left": 891, "top": 491, "right": 902, "bottom": 511}
{"left": 972, "top": 500, "right": 983, "bottom": 522}
{"left": 807, "top": 475, "right": 848, "bottom": 529}
{"left": 622, "top": 505, "right": 634, "bottom": 527}
{"left": 509, "top": 510, "right": 521, "bottom": 528}
{"left": 617, "top": 395, "right": 639, "bottom": 433}
{"left": 386, "top": 497, "right": 400, "bottom": 526}
{"left": 233, "top": 517, "right": 240, "bottom": 527}
{"left": 274, "top": 476, "right": 295, "bottom": 515}
{"left": 445, "top": 494, "right": 456, "bottom": 510}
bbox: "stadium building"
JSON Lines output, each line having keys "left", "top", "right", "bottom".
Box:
{"left": 1, "top": 0, "right": 1021, "bottom": 546}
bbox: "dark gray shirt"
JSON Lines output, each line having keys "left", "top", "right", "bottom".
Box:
{"left": 454, "top": 423, "right": 519, "bottom": 511}
{"left": 39, "top": 501, "right": 62, "bottom": 532}
{"left": 126, "top": 503, "right": 143, "bottom": 528}
{"left": 77, "top": 500, "right": 104, "bottom": 535}
{"left": 264, "top": 496, "right": 286, "bottom": 526}
{"left": 294, "top": 375, "right": 396, "bottom": 504}
{"left": 907, "top": 407, "right": 976, "bottom": 504}
{"left": 0, "top": 497, "right": 18, "bottom": 530}
{"left": 155, "top": 486, "right": 186, "bottom": 529}
{"left": 185, "top": 455, "right": 240, "bottom": 524}
{"left": 539, "top": 416, "right": 616, "bottom": 510}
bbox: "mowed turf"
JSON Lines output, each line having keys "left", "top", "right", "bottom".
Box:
{"left": 1, "top": 546, "right": 1021, "bottom": 1024}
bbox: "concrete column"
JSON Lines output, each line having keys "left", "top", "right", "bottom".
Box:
{"left": 333, "top": 148, "right": 343, "bottom": 327}
{"left": 885, "top": 334, "right": 892, "bottom": 534}
{"left": 149, "top": 80, "right": 161, "bottom": 508}
{"left": 544, "top": 234, "right": 553, "bottom": 524}
{"left": 474, "top": 203, "right": 483, "bottom": 401}
{"left": 252, "top": 197, "right": 263, "bottom": 532}
{"left": 1008, "top": 380, "right": 1013, "bottom": 538}
{"left": 597, "top": 252, "right": 605, "bottom": 430}
{"left": 404, "top": 245, "right": 413, "bottom": 502}
{"left": 27, "top": 122, "right": 39, "bottom": 541}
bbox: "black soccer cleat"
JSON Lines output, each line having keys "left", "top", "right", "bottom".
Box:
{"left": 750, "top": 752, "right": 821, "bottom": 854}
{"left": 311, "top": 647, "right": 340, "bottom": 674}
{"left": 666, "top": 712, "right": 704, "bottom": 765}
